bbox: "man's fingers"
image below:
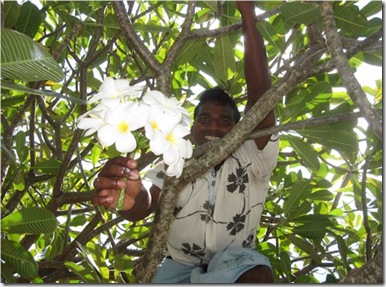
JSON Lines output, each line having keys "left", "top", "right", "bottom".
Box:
{"left": 99, "top": 156, "right": 138, "bottom": 176}
{"left": 93, "top": 177, "right": 125, "bottom": 190}
{"left": 99, "top": 164, "right": 132, "bottom": 178}
{"left": 91, "top": 189, "right": 116, "bottom": 206}
{"left": 94, "top": 169, "right": 140, "bottom": 190}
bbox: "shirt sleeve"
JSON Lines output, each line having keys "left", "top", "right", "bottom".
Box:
{"left": 241, "top": 133, "right": 280, "bottom": 178}
{"left": 143, "top": 162, "right": 165, "bottom": 190}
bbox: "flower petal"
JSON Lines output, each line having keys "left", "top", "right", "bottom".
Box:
{"left": 97, "top": 125, "right": 117, "bottom": 147}
{"left": 150, "top": 136, "right": 170, "bottom": 155}
{"left": 163, "top": 145, "right": 179, "bottom": 165}
{"left": 175, "top": 139, "right": 193, "bottom": 159}
{"left": 157, "top": 113, "right": 182, "bottom": 134}
{"left": 166, "top": 157, "right": 185, "bottom": 178}
{"left": 115, "top": 132, "right": 137, "bottom": 153}
{"left": 99, "top": 77, "right": 117, "bottom": 98}
{"left": 172, "top": 124, "right": 191, "bottom": 138}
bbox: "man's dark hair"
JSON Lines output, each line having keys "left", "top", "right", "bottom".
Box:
{"left": 193, "top": 87, "right": 241, "bottom": 123}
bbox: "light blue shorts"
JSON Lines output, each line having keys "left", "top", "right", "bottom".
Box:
{"left": 151, "top": 247, "right": 272, "bottom": 283}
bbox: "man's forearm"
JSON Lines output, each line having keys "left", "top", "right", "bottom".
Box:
{"left": 240, "top": 8, "right": 270, "bottom": 98}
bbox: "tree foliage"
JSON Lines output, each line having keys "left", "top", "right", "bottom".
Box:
{"left": 1, "top": 0, "right": 382, "bottom": 283}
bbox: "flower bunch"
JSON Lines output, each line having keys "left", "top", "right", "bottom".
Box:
{"left": 78, "top": 77, "right": 193, "bottom": 177}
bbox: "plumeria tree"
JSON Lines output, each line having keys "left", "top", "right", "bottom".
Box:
{"left": 1, "top": 0, "right": 382, "bottom": 283}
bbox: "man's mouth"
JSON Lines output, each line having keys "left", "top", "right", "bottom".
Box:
{"left": 204, "top": 136, "right": 221, "bottom": 141}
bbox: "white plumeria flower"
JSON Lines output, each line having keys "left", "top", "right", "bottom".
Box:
{"left": 97, "top": 102, "right": 148, "bottom": 153}
{"left": 149, "top": 113, "right": 192, "bottom": 166}
{"left": 166, "top": 157, "right": 186, "bottom": 178}
{"left": 143, "top": 105, "right": 164, "bottom": 140}
{"left": 143, "top": 90, "right": 190, "bottom": 118}
{"left": 88, "top": 77, "right": 144, "bottom": 108}
{"left": 78, "top": 78, "right": 193, "bottom": 177}
{"left": 77, "top": 103, "right": 107, "bottom": 136}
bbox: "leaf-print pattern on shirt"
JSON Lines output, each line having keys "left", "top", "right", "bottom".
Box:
{"left": 226, "top": 156, "right": 251, "bottom": 194}
{"left": 181, "top": 242, "right": 206, "bottom": 259}
{"left": 227, "top": 213, "right": 246, "bottom": 235}
{"left": 242, "top": 231, "right": 255, "bottom": 248}
{"left": 174, "top": 206, "right": 182, "bottom": 216}
{"left": 156, "top": 170, "right": 165, "bottom": 180}
{"left": 200, "top": 200, "right": 215, "bottom": 223}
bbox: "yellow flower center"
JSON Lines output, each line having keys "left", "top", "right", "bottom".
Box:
{"left": 118, "top": 122, "right": 129, "bottom": 133}
{"left": 152, "top": 121, "right": 158, "bottom": 130}
{"left": 166, "top": 133, "right": 175, "bottom": 143}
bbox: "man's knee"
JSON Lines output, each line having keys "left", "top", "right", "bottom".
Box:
{"left": 235, "top": 265, "right": 273, "bottom": 283}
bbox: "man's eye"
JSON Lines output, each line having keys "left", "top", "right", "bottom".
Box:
{"left": 219, "top": 119, "right": 232, "bottom": 126}
{"left": 198, "top": 117, "right": 209, "bottom": 123}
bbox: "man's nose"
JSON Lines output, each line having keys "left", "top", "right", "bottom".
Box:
{"left": 207, "top": 119, "right": 220, "bottom": 130}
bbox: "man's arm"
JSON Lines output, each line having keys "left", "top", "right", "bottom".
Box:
{"left": 237, "top": 1, "right": 275, "bottom": 150}
{"left": 92, "top": 156, "right": 160, "bottom": 221}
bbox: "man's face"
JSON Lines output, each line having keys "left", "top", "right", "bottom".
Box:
{"left": 191, "top": 101, "right": 236, "bottom": 146}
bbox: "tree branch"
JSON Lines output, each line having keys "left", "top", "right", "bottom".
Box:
{"left": 341, "top": 247, "right": 382, "bottom": 283}
{"left": 319, "top": 2, "right": 382, "bottom": 140}
{"left": 112, "top": 1, "right": 162, "bottom": 81}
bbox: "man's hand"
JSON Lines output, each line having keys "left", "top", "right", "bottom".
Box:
{"left": 91, "top": 156, "right": 142, "bottom": 211}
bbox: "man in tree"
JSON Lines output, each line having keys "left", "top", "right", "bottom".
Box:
{"left": 92, "top": 1, "right": 279, "bottom": 283}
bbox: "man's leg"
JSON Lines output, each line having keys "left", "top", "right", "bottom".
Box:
{"left": 235, "top": 265, "right": 273, "bottom": 283}
{"left": 190, "top": 247, "right": 273, "bottom": 283}
{"left": 151, "top": 257, "right": 193, "bottom": 283}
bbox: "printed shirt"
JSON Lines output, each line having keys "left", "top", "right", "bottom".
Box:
{"left": 143, "top": 136, "right": 279, "bottom": 266}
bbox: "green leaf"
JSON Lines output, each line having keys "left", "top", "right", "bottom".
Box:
{"left": 287, "top": 136, "right": 320, "bottom": 171}
{"left": 286, "top": 234, "right": 321, "bottom": 264}
{"left": 298, "top": 125, "right": 358, "bottom": 154}
{"left": 132, "top": 23, "right": 172, "bottom": 33}
{"left": 220, "top": 1, "right": 236, "bottom": 27}
{"left": 333, "top": 5, "right": 368, "bottom": 36}
{"left": 324, "top": 274, "right": 339, "bottom": 283}
{"left": 355, "top": 51, "right": 382, "bottom": 67}
{"left": 309, "top": 189, "right": 334, "bottom": 201}
{"left": 280, "top": 2, "right": 321, "bottom": 25}
{"left": 76, "top": 242, "right": 102, "bottom": 282}
{"left": 1, "top": 81, "right": 86, "bottom": 104}
{"left": 64, "top": 261, "right": 93, "bottom": 283}
{"left": 114, "top": 253, "right": 135, "bottom": 272}
{"left": 174, "top": 38, "right": 207, "bottom": 67}
{"left": 0, "top": 94, "right": 26, "bottom": 108}
{"left": 334, "top": 234, "right": 348, "bottom": 268}
{"left": 15, "top": 1, "right": 45, "bottom": 38}
{"left": 361, "top": 1, "right": 382, "bottom": 17}
{"left": 1, "top": 262, "right": 18, "bottom": 283}
{"left": 1, "top": 238, "right": 38, "bottom": 278}
{"left": 44, "top": 230, "right": 65, "bottom": 259}
{"left": 13, "top": 170, "right": 26, "bottom": 191}
{"left": 3, "top": 1, "right": 21, "bottom": 29}
{"left": 1, "top": 28, "right": 64, "bottom": 82}
{"left": 279, "top": 251, "right": 292, "bottom": 281}
{"left": 1, "top": 207, "right": 57, "bottom": 234}
{"left": 214, "top": 34, "right": 235, "bottom": 86}
{"left": 31, "top": 158, "right": 62, "bottom": 175}
{"left": 292, "top": 222, "right": 327, "bottom": 240}
{"left": 283, "top": 181, "right": 311, "bottom": 215}
{"left": 15, "top": 131, "right": 28, "bottom": 163}
{"left": 257, "top": 21, "right": 285, "bottom": 53}
{"left": 290, "top": 214, "right": 333, "bottom": 225}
